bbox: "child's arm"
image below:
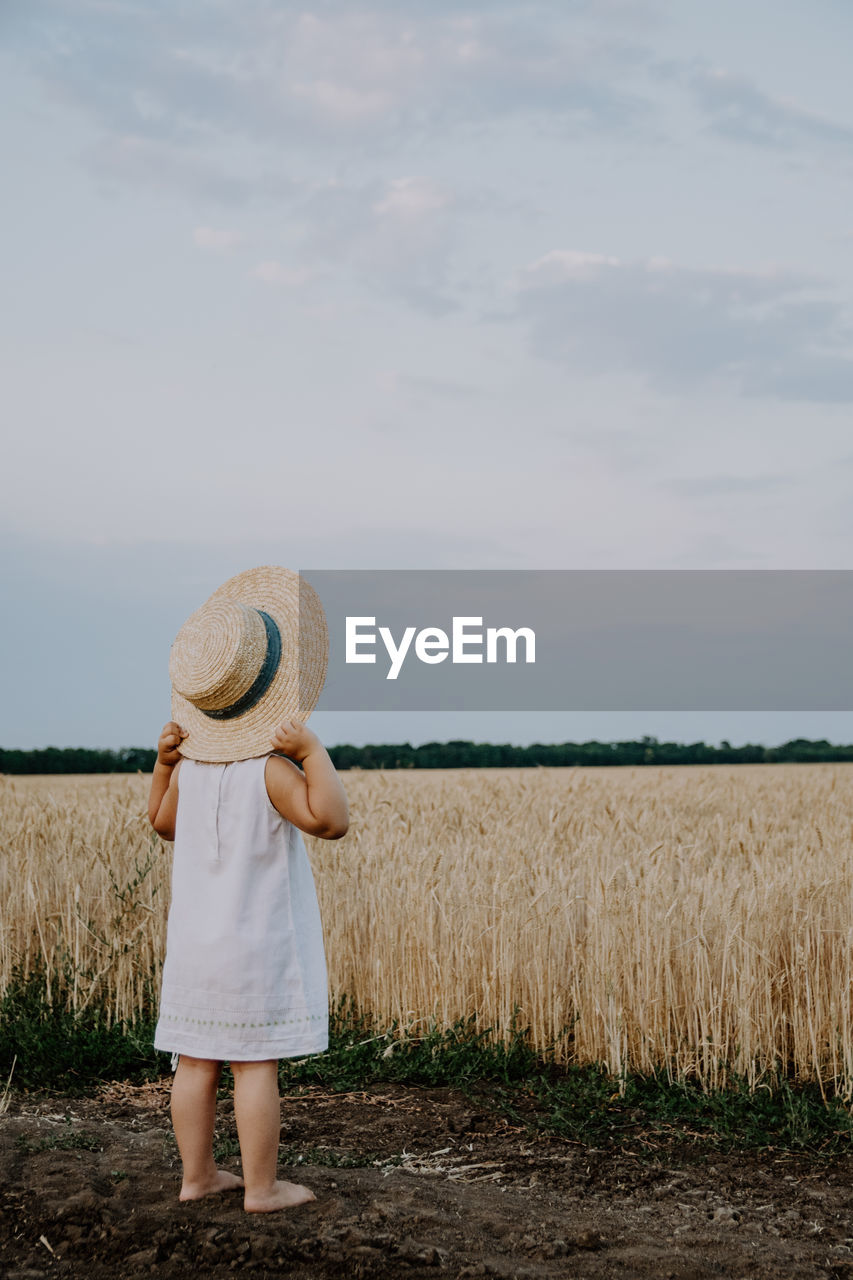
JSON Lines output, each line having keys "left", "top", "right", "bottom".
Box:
{"left": 148, "top": 721, "right": 187, "bottom": 842}
{"left": 266, "top": 720, "right": 349, "bottom": 839}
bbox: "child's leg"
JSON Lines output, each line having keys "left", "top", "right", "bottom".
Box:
{"left": 232, "top": 1059, "right": 316, "bottom": 1212}
{"left": 170, "top": 1054, "right": 244, "bottom": 1201}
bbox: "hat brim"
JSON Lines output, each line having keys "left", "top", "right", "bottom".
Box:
{"left": 171, "top": 566, "right": 328, "bottom": 763}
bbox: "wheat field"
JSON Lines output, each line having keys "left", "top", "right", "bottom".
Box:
{"left": 3, "top": 764, "right": 853, "bottom": 1094}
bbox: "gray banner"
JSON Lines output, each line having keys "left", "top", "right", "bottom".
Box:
{"left": 298, "top": 570, "right": 853, "bottom": 711}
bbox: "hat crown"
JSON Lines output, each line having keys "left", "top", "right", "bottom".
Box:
{"left": 170, "top": 565, "right": 328, "bottom": 762}
{"left": 169, "top": 600, "right": 268, "bottom": 713}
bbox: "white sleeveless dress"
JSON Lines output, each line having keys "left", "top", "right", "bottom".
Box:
{"left": 153, "top": 755, "right": 329, "bottom": 1063}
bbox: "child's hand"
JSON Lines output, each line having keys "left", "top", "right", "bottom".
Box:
{"left": 271, "top": 719, "right": 319, "bottom": 764}
{"left": 158, "top": 722, "right": 187, "bottom": 766}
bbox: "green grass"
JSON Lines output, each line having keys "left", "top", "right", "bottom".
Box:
{"left": 0, "top": 967, "right": 161, "bottom": 1092}
{"left": 15, "top": 1115, "right": 103, "bottom": 1155}
{"left": 493, "top": 1062, "right": 853, "bottom": 1156}
{"left": 3, "top": 972, "right": 853, "bottom": 1157}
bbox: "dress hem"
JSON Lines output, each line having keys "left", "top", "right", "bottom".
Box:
{"left": 153, "top": 1034, "right": 329, "bottom": 1062}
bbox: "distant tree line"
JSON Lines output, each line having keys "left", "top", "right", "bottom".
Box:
{"left": 0, "top": 747, "right": 157, "bottom": 774}
{"left": 2, "top": 736, "right": 853, "bottom": 774}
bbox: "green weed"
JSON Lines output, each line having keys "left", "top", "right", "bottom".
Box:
{"left": 15, "top": 1116, "right": 102, "bottom": 1155}
{"left": 0, "top": 965, "right": 159, "bottom": 1092}
{"left": 4, "top": 976, "right": 853, "bottom": 1157}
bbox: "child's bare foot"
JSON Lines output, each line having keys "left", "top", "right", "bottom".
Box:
{"left": 244, "top": 1179, "right": 317, "bottom": 1213}
{"left": 179, "top": 1169, "right": 245, "bottom": 1201}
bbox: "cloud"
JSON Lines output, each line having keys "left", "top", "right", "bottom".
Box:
{"left": 662, "top": 474, "right": 795, "bottom": 499}
{"left": 252, "top": 261, "right": 315, "bottom": 287}
{"left": 667, "top": 62, "right": 853, "bottom": 151}
{"left": 10, "top": 0, "right": 656, "bottom": 165}
{"left": 398, "top": 373, "right": 481, "bottom": 401}
{"left": 373, "top": 176, "right": 451, "bottom": 219}
{"left": 288, "top": 77, "right": 396, "bottom": 126}
{"left": 83, "top": 133, "right": 253, "bottom": 203}
{"left": 296, "top": 174, "right": 461, "bottom": 314}
{"left": 511, "top": 250, "right": 853, "bottom": 402}
{"left": 83, "top": 133, "right": 296, "bottom": 205}
{"left": 193, "top": 225, "right": 243, "bottom": 251}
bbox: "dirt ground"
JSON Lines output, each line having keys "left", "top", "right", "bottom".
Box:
{"left": 2, "top": 1081, "right": 853, "bottom": 1280}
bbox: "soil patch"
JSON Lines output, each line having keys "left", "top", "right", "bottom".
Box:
{"left": 2, "top": 1082, "right": 852, "bottom": 1278}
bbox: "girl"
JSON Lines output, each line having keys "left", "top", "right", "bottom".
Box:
{"left": 148, "top": 567, "right": 348, "bottom": 1213}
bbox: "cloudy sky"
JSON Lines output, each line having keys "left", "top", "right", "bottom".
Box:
{"left": 3, "top": 0, "right": 853, "bottom": 750}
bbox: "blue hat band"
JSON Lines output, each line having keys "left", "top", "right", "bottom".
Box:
{"left": 201, "top": 610, "right": 282, "bottom": 721}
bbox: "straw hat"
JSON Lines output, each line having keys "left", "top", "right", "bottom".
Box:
{"left": 169, "top": 566, "right": 328, "bottom": 763}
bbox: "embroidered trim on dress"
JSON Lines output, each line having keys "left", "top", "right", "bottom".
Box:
{"left": 160, "top": 1011, "right": 325, "bottom": 1030}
